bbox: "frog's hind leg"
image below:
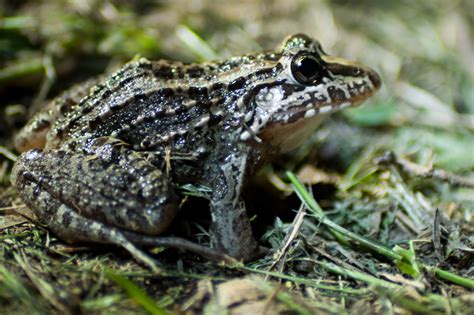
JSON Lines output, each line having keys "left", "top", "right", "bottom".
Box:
{"left": 11, "top": 145, "right": 180, "bottom": 270}
{"left": 50, "top": 204, "right": 162, "bottom": 272}
{"left": 12, "top": 145, "right": 238, "bottom": 268}
{"left": 12, "top": 145, "right": 178, "bottom": 236}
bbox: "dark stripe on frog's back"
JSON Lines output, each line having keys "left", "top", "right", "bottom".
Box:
{"left": 48, "top": 61, "right": 223, "bottom": 149}
{"left": 94, "top": 89, "right": 214, "bottom": 147}
{"left": 47, "top": 54, "right": 281, "bottom": 149}
{"left": 46, "top": 59, "right": 155, "bottom": 146}
{"left": 49, "top": 59, "right": 210, "bottom": 138}
{"left": 151, "top": 52, "right": 280, "bottom": 81}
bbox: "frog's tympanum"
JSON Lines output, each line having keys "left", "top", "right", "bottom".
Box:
{"left": 12, "top": 34, "right": 381, "bottom": 267}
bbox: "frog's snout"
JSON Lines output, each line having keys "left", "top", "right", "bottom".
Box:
{"left": 368, "top": 69, "right": 382, "bottom": 90}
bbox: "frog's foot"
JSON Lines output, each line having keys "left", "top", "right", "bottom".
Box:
{"left": 210, "top": 200, "right": 260, "bottom": 261}
{"left": 34, "top": 202, "right": 235, "bottom": 270}
{"left": 58, "top": 212, "right": 163, "bottom": 272}
{"left": 21, "top": 194, "right": 162, "bottom": 272}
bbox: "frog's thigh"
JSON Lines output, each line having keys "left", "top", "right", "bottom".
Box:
{"left": 12, "top": 148, "right": 177, "bottom": 236}
{"left": 40, "top": 190, "right": 160, "bottom": 269}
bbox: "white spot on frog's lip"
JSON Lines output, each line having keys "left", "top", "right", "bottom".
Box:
{"left": 340, "top": 102, "right": 351, "bottom": 108}
{"left": 240, "top": 131, "right": 251, "bottom": 141}
{"left": 240, "top": 129, "right": 262, "bottom": 142}
{"left": 318, "top": 105, "right": 333, "bottom": 114}
{"left": 304, "top": 109, "right": 316, "bottom": 118}
{"left": 273, "top": 99, "right": 355, "bottom": 122}
{"left": 244, "top": 111, "right": 253, "bottom": 122}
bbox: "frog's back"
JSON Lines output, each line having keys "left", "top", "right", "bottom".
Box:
{"left": 12, "top": 60, "right": 152, "bottom": 152}
{"left": 14, "top": 77, "right": 100, "bottom": 152}
{"left": 46, "top": 58, "right": 165, "bottom": 149}
{"left": 16, "top": 58, "right": 219, "bottom": 152}
{"left": 16, "top": 53, "right": 277, "bottom": 153}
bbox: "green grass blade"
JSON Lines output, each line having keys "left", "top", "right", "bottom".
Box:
{"left": 175, "top": 24, "right": 218, "bottom": 61}
{"left": 240, "top": 265, "right": 369, "bottom": 295}
{"left": 286, "top": 171, "right": 403, "bottom": 261}
{"left": 0, "top": 58, "right": 44, "bottom": 84}
{"left": 431, "top": 267, "right": 474, "bottom": 289}
{"left": 314, "top": 260, "right": 401, "bottom": 289}
{"left": 105, "top": 270, "right": 168, "bottom": 315}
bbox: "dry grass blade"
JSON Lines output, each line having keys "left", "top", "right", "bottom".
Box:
{"left": 267, "top": 204, "right": 306, "bottom": 274}
{"left": 376, "top": 151, "right": 474, "bottom": 188}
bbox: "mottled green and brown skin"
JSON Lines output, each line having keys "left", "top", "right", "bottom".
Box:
{"left": 12, "top": 34, "right": 380, "bottom": 266}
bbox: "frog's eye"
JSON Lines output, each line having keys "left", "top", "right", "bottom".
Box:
{"left": 291, "top": 54, "right": 323, "bottom": 84}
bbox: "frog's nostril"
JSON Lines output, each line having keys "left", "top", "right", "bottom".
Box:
{"left": 368, "top": 70, "right": 382, "bottom": 90}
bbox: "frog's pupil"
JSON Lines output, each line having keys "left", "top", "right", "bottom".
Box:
{"left": 299, "top": 57, "right": 319, "bottom": 79}
{"left": 292, "top": 55, "right": 321, "bottom": 84}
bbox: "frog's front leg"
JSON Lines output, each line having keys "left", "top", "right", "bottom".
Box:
{"left": 11, "top": 143, "right": 179, "bottom": 269}
{"left": 209, "top": 151, "right": 259, "bottom": 261}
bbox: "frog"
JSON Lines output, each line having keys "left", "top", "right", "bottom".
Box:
{"left": 11, "top": 34, "right": 381, "bottom": 268}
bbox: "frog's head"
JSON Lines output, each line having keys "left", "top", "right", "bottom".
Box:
{"left": 241, "top": 33, "right": 381, "bottom": 152}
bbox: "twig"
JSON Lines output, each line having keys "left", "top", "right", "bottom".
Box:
{"left": 267, "top": 203, "right": 306, "bottom": 274}
{"left": 0, "top": 147, "right": 17, "bottom": 162}
{"left": 375, "top": 151, "right": 474, "bottom": 189}
{"left": 432, "top": 209, "right": 444, "bottom": 262}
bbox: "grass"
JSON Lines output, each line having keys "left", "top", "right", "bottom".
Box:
{"left": 287, "top": 170, "right": 473, "bottom": 289}
{"left": 1, "top": 0, "right": 473, "bottom": 314}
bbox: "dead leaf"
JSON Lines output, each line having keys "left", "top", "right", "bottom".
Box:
{"left": 297, "top": 164, "right": 339, "bottom": 185}
{"left": 214, "top": 278, "right": 281, "bottom": 315}
{"left": 0, "top": 214, "right": 28, "bottom": 229}
{"left": 186, "top": 277, "right": 288, "bottom": 315}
